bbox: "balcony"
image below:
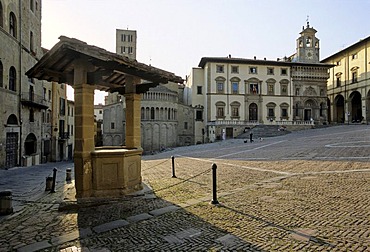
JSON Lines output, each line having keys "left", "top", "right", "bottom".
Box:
{"left": 21, "top": 92, "right": 49, "bottom": 109}
{"left": 59, "top": 132, "right": 69, "bottom": 140}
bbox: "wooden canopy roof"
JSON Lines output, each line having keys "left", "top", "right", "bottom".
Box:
{"left": 26, "top": 36, "right": 183, "bottom": 94}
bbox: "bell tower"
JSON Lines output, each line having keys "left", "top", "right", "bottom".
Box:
{"left": 296, "top": 20, "right": 320, "bottom": 63}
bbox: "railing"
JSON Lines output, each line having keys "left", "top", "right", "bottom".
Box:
{"left": 21, "top": 92, "right": 48, "bottom": 108}
{"left": 208, "top": 120, "right": 314, "bottom": 126}
{"left": 208, "top": 120, "right": 260, "bottom": 126}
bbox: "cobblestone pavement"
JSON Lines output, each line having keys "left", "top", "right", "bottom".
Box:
{"left": 0, "top": 125, "right": 370, "bottom": 251}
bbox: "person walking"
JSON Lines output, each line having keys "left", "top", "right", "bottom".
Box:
{"left": 250, "top": 132, "right": 254, "bottom": 143}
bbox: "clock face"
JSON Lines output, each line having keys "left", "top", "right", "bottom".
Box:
{"left": 306, "top": 49, "right": 314, "bottom": 60}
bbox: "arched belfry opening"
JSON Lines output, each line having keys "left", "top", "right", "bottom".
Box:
{"left": 26, "top": 36, "right": 183, "bottom": 198}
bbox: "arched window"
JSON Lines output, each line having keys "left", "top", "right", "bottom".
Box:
{"left": 9, "top": 66, "right": 16, "bottom": 91}
{"left": 150, "top": 107, "right": 155, "bottom": 120}
{"left": 30, "top": 31, "right": 34, "bottom": 53}
{"left": 25, "top": 133, "right": 37, "bottom": 155}
{"left": 7, "top": 114, "right": 18, "bottom": 125}
{"left": 9, "top": 12, "right": 17, "bottom": 38}
{"left": 0, "top": 2, "right": 3, "bottom": 27}
{"left": 0, "top": 60, "right": 3, "bottom": 88}
{"left": 30, "top": 0, "right": 34, "bottom": 12}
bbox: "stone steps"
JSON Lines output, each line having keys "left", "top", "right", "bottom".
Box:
{"left": 237, "top": 125, "right": 291, "bottom": 139}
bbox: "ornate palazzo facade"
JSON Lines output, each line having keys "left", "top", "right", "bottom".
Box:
{"left": 185, "top": 23, "right": 333, "bottom": 142}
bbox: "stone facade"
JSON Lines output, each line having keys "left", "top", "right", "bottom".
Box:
{"left": 184, "top": 23, "right": 332, "bottom": 142}
{"left": 0, "top": 0, "right": 71, "bottom": 169}
{"left": 103, "top": 83, "right": 195, "bottom": 154}
{"left": 0, "top": 0, "right": 44, "bottom": 168}
{"left": 321, "top": 36, "right": 370, "bottom": 124}
{"left": 67, "top": 100, "right": 75, "bottom": 160}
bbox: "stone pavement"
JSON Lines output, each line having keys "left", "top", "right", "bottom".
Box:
{"left": 0, "top": 125, "right": 370, "bottom": 251}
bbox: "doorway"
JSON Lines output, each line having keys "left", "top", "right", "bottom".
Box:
{"left": 6, "top": 132, "right": 18, "bottom": 168}
{"left": 304, "top": 109, "right": 311, "bottom": 121}
{"left": 249, "top": 103, "right": 258, "bottom": 121}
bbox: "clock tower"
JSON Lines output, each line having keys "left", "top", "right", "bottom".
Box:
{"left": 296, "top": 21, "right": 320, "bottom": 63}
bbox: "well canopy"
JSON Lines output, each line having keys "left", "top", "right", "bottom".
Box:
{"left": 26, "top": 36, "right": 183, "bottom": 93}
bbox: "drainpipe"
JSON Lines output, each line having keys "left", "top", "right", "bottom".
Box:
{"left": 226, "top": 63, "right": 229, "bottom": 115}
{"left": 365, "top": 40, "right": 368, "bottom": 123}
{"left": 18, "top": 0, "right": 23, "bottom": 165}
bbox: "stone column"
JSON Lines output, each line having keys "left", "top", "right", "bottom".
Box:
{"left": 362, "top": 97, "right": 367, "bottom": 122}
{"left": 124, "top": 76, "right": 142, "bottom": 149}
{"left": 74, "top": 63, "right": 95, "bottom": 198}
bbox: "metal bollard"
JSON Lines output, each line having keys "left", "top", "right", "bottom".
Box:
{"left": 51, "top": 168, "right": 57, "bottom": 193}
{"left": 0, "top": 190, "right": 13, "bottom": 215}
{"left": 211, "top": 163, "right": 219, "bottom": 205}
{"left": 66, "top": 168, "right": 72, "bottom": 182}
{"left": 171, "top": 156, "right": 177, "bottom": 178}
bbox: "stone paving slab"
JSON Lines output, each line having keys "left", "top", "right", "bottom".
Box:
{"left": 17, "top": 240, "right": 51, "bottom": 252}
{"left": 126, "top": 213, "right": 153, "bottom": 223}
{"left": 1, "top": 125, "right": 370, "bottom": 251}
{"left": 92, "top": 219, "right": 129, "bottom": 234}
{"left": 148, "top": 205, "right": 180, "bottom": 216}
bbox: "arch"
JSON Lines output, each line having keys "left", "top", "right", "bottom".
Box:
{"left": 249, "top": 103, "right": 258, "bottom": 121}
{"left": 104, "top": 135, "right": 113, "bottom": 146}
{"left": 279, "top": 79, "right": 289, "bottom": 84}
{"left": 0, "top": 60, "right": 3, "bottom": 87}
{"left": 0, "top": 1, "right": 3, "bottom": 27}
{"left": 349, "top": 91, "right": 362, "bottom": 122}
{"left": 24, "top": 133, "right": 37, "bottom": 155}
{"left": 230, "top": 101, "right": 241, "bottom": 106}
{"left": 9, "top": 12, "right": 17, "bottom": 38}
{"left": 160, "top": 124, "right": 167, "bottom": 149}
{"left": 9, "top": 66, "right": 16, "bottom": 91}
{"left": 334, "top": 94, "right": 345, "bottom": 123}
{"left": 246, "top": 77, "right": 260, "bottom": 83}
{"left": 303, "top": 99, "right": 317, "bottom": 121}
{"left": 304, "top": 98, "right": 317, "bottom": 107}
{"left": 215, "top": 101, "right": 226, "bottom": 106}
{"left": 280, "top": 102, "right": 289, "bottom": 108}
{"left": 7, "top": 114, "right": 18, "bottom": 125}
{"left": 215, "top": 76, "right": 226, "bottom": 82}
{"left": 266, "top": 78, "right": 276, "bottom": 83}
{"left": 113, "top": 135, "right": 122, "bottom": 146}
{"left": 266, "top": 102, "right": 276, "bottom": 107}
{"left": 141, "top": 107, "right": 145, "bottom": 120}
{"left": 230, "top": 76, "right": 241, "bottom": 82}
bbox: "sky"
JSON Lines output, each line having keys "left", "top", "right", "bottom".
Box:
{"left": 41, "top": 0, "right": 370, "bottom": 104}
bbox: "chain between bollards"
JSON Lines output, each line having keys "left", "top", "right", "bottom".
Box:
{"left": 171, "top": 156, "right": 177, "bottom": 178}
{"left": 211, "top": 163, "right": 219, "bottom": 205}
{"left": 51, "top": 168, "right": 57, "bottom": 193}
